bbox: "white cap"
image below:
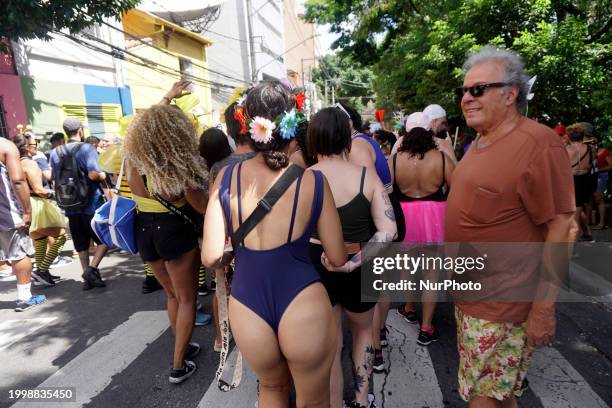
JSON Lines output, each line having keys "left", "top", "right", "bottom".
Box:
{"left": 405, "top": 112, "right": 431, "bottom": 132}
{"left": 423, "top": 104, "right": 446, "bottom": 120}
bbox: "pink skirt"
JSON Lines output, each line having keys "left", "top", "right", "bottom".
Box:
{"left": 400, "top": 201, "right": 446, "bottom": 243}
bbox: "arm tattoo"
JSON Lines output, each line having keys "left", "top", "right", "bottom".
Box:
{"left": 382, "top": 192, "right": 396, "bottom": 222}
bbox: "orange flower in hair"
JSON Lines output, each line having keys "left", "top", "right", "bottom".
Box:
{"left": 295, "top": 92, "right": 305, "bottom": 110}
{"left": 234, "top": 107, "right": 248, "bottom": 134}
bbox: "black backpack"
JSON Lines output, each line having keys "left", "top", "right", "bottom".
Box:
{"left": 54, "top": 143, "right": 90, "bottom": 209}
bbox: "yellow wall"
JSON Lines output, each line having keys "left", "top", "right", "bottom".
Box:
{"left": 123, "top": 10, "right": 212, "bottom": 127}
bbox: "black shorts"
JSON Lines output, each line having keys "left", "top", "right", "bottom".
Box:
{"left": 136, "top": 210, "right": 199, "bottom": 262}
{"left": 309, "top": 244, "right": 378, "bottom": 313}
{"left": 67, "top": 213, "right": 101, "bottom": 252}
{"left": 574, "top": 174, "right": 596, "bottom": 207}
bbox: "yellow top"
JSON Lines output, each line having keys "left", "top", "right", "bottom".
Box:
{"left": 131, "top": 178, "right": 187, "bottom": 213}
{"left": 133, "top": 194, "right": 187, "bottom": 213}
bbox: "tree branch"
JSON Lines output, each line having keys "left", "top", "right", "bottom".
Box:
{"left": 587, "top": 16, "right": 612, "bottom": 43}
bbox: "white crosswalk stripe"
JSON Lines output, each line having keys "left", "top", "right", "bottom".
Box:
{"left": 529, "top": 348, "right": 609, "bottom": 408}
{"left": 373, "top": 311, "right": 444, "bottom": 408}
{"left": 198, "top": 349, "right": 258, "bottom": 408}
{"left": 2, "top": 308, "right": 610, "bottom": 408}
{"left": 10, "top": 311, "right": 168, "bottom": 408}
{"left": 0, "top": 317, "right": 57, "bottom": 351}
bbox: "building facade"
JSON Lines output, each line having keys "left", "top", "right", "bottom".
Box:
{"left": 122, "top": 8, "right": 213, "bottom": 126}
{"left": 8, "top": 22, "right": 133, "bottom": 140}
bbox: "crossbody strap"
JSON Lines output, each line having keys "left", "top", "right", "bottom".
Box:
{"left": 230, "top": 165, "right": 305, "bottom": 250}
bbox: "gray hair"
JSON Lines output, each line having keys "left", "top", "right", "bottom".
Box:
{"left": 463, "top": 45, "right": 529, "bottom": 113}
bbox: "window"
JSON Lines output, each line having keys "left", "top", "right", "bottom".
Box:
{"left": 0, "top": 97, "right": 9, "bottom": 139}
{"left": 60, "top": 104, "right": 122, "bottom": 138}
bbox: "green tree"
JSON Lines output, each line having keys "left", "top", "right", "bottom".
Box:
{"left": 306, "top": 0, "right": 611, "bottom": 129}
{"left": 311, "top": 54, "right": 375, "bottom": 110}
{"left": 1, "top": 0, "right": 140, "bottom": 44}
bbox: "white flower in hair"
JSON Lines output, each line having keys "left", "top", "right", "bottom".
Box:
{"left": 249, "top": 117, "right": 276, "bottom": 144}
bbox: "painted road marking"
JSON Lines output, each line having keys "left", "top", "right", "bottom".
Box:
{"left": 11, "top": 311, "right": 168, "bottom": 408}
{"left": 373, "top": 311, "right": 444, "bottom": 408}
{"left": 198, "top": 348, "right": 258, "bottom": 408}
{"left": 529, "top": 347, "right": 609, "bottom": 408}
{"left": 0, "top": 317, "right": 57, "bottom": 351}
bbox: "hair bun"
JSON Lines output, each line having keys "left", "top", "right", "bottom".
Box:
{"left": 263, "top": 150, "right": 289, "bottom": 170}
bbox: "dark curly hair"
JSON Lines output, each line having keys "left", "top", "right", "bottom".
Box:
{"left": 244, "top": 81, "right": 296, "bottom": 170}
{"left": 398, "top": 127, "right": 437, "bottom": 159}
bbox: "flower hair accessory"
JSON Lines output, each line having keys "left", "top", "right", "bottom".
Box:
{"left": 249, "top": 117, "right": 276, "bottom": 144}
{"left": 278, "top": 109, "right": 305, "bottom": 140}
{"left": 234, "top": 107, "right": 248, "bottom": 135}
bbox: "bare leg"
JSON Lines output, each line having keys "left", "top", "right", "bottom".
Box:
{"left": 421, "top": 268, "right": 439, "bottom": 328}
{"left": 372, "top": 292, "right": 390, "bottom": 349}
{"left": 346, "top": 308, "right": 375, "bottom": 406}
{"left": 329, "top": 305, "right": 343, "bottom": 408}
{"left": 230, "top": 297, "right": 290, "bottom": 408}
{"left": 90, "top": 244, "right": 108, "bottom": 269}
{"left": 280, "top": 283, "right": 337, "bottom": 408}
{"left": 13, "top": 256, "right": 32, "bottom": 285}
{"left": 165, "top": 248, "right": 198, "bottom": 369}
{"left": 469, "top": 395, "right": 517, "bottom": 408}
{"left": 147, "top": 259, "right": 177, "bottom": 335}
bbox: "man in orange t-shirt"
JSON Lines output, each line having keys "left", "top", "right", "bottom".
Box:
{"left": 446, "top": 46, "right": 577, "bottom": 407}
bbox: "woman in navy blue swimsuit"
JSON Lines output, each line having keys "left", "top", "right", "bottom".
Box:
{"left": 202, "top": 81, "right": 346, "bottom": 407}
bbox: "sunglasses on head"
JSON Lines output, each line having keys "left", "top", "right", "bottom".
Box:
{"left": 455, "top": 82, "right": 510, "bottom": 98}
{"left": 334, "top": 103, "right": 351, "bottom": 119}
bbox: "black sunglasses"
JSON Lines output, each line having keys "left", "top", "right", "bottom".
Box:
{"left": 455, "top": 82, "right": 510, "bottom": 98}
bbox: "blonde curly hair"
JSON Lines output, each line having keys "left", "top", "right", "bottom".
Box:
{"left": 124, "top": 104, "right": 208, "bottom": 197}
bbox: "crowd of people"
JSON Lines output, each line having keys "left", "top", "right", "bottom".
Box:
{"left": 1, "top": 44, "right": 606, "bottom": 408}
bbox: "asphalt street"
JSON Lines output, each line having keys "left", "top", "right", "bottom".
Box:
{"left": 0, "top": 234, "right": 610, "bottom": 408}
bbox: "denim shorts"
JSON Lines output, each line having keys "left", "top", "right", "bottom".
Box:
{"left": 596, "top": 172, "right": 609, "bottom": 193}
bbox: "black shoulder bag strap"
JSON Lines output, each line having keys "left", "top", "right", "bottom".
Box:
{"left": 141, "top": 175, "right": 201, "bottom": 233}
{"left": 230, "top": 164, "right": 304, "bottom": 250}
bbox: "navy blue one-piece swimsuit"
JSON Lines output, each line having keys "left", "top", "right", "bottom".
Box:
{"left": 219, "top": 162, "right": 324, "bottom": 333}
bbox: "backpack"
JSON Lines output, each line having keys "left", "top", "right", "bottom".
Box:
{"left": 54, "top": 143, "right": 90, "bottom": 209}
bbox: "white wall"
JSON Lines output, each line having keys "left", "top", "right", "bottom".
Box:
{"left": 13, "top": 20, "right": 128, "bottom": 88}
{"left": 251, "top": 0, "right": 286, "bottom": 81}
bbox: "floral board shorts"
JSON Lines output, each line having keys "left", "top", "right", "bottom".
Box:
{"left": 455, "top": 306, "right": 534, "bottom": 401}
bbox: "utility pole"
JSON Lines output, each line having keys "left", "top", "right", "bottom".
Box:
{"left": 331, "top": 85, "right": 335, "bottom": 105}
{"left": 324, "top": 80, "right": 329, "bottom": 105}
{"left": 245, "top": 0, "right": 257, "bottom": 82}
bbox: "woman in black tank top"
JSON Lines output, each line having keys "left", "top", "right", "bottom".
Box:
{"left": 308, "top": 107, "right": 397, "bottom": 408}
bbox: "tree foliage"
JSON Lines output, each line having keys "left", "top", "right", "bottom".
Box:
{"left": 311, "top": 54, "right": 375, "bottom": 110}
{"left": 0, "top": 0, "right": 140, "bottom": 43}
{"left": 306, "top": 0, "right": 611, "bottom": 129}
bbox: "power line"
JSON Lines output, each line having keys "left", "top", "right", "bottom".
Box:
{"left": 55, "top": 30, "right": 237, "bottom": 91}
{"left": 93, "top": 19, "right": 248, "bottom": 85}
{"left": 77, "top": 30, "right": 236, "bottom": 89}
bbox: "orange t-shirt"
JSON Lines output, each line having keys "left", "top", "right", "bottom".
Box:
{"left": 445, "top": 117, "right": 575, "bottom": 323}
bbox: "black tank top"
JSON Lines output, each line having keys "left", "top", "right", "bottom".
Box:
{"left": 338, "top": 167, "right": 375, "bottom": 243}
{"left": 392, "top": 151, "right": 447, "bottom": 202}
{"left": 312, "top": 167, "right": 374, "bottom": 243}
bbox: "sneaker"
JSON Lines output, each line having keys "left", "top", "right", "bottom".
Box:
{"left": 196, "top": 301, "right": 203, "bottom": 311}
{"left": 169, "top": 360, "right": 196, "bottom": 384}
{"left": 380, "top": 326, "right": 389, "bottom": 348}
{"left": 141, "top": 275, "right": 162, "bottom": 294}
{"left": 520, "top": 377, "right": 529, "bottom": 393}
{"left": 373, "top": 349, "right": 384, "bottom": 373}
{"left": 185, "top": 342, "right": 200, "bottom": 360}
{"left": 579, "top": 234, "right": 595, "bottom": 242}
{"left": 15, "top": 294, "right": 47, "bottom": 312}
{"left": 82, "top": 266, "right": 105, "bottom": 291}
{"left": 49, "top": 272, "right": 61, "bottom": 280}
{"left": 210, "top": 279, "right": 216, "bottom": 291}
{"left": 397, "top": 305, "right": 417, "bottom": 324}
{"left": 49, "top": 256, "right": 74, "bottom": 269}
{"left": 198, "top": 282, "right": 209, "bottom": 296}
{"left": 31, "top": 269, "right": 55, "bottom": 286}
{"left": 416, "top": 328, "right": 440, "bottom": 346}
{"left": 195, "top": 310, "right": 212, "bottom": 326}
